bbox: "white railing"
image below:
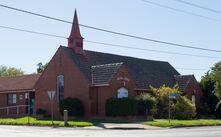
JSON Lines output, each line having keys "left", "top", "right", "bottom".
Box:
{"left": 0, "top": 105, "right": 30, "bottom": 116}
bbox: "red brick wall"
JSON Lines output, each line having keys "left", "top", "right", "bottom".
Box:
{"left": 0, "top": 92, "right": 28, "bottom": 116}
{"left": 35, "top": 47, "right": 90, "bottom": 118}
{"left": 92, "top": 66, "right": 136, "bottom": 117}
{"left": 184, "top": 77, "right": 202, "bottom": 106}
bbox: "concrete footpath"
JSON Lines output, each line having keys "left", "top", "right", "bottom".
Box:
{"left": 94, "top": 123, "right": 162, "bottom": 130}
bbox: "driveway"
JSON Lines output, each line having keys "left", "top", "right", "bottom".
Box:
{"left": 0, "top": 125, "right": 220, "bottom": 137}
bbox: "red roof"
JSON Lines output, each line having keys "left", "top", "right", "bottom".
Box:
{"left": 0, "top": 74, "right": 41, "bottom": 92}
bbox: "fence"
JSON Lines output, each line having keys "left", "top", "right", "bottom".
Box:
{"left": 0, "top": 105, "right": 30, "bottom": 117}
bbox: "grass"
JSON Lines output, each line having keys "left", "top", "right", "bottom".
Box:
{"left": 144, "top": 119, "right": 221, "bottom": 127}
{"left": 0, "top": 117, "right": 93, "bottom": 127}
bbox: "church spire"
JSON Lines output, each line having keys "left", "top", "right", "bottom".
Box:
{"left": 68, "top": 10, "right": 84, "bottom": 54}
{"left": 69, "top": 10, "right": 82, "bottom": 38}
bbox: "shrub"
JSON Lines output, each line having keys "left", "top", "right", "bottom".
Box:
{"left": 171, "top": 97, "right": 196, "bottom": 120}
{"left": 36, "top": 108, "right": 47, "bottom": 115}
{"left": 59, "top": 98, "right": 84, "bottom": 116}
{"left": 136, "top": 93, "right": 157, "bottom": 116}
{"left": 151, "top": 85, "right": 196, "bottom": 120}
{"left": 105, "top": 97, "right": 137, "bottom": 116}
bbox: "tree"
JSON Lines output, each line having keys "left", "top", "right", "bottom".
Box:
{"left": 199, "top": 61, "right": 221, "bottom": 115}
{"left": 210, "top": 61, "right": 221, "bottom": 99}
{"left": 0, "top": 65, "right": 24, "bottom": 77}
{"left": 199, "top": 72, "right": 219, "bottom": 115}
{"left": 37, "top": 62, "right": 48, "bottom": 73}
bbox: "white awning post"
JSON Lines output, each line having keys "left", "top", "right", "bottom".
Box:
{"left": 17, "top": 106, "right": 19, "bottom": 115}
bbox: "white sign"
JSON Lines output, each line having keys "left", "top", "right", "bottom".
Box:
{"left": 169, "top": 93, "right": 180, "bottom": 99}
{"left": 47, "top": 91, "right": 56, "bottom": 100}
{"left": 117, "top": 87, "right": 128, "bottom": 98}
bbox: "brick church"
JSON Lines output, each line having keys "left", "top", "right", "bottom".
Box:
{"left": 0, "top": 11, "right": 202, "bottom": 118}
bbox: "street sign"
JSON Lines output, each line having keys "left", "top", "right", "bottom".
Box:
{"left": 169, "top": 93, "right": 181, "bottom": 99}
{"left": 47, "top": 90, "right": 56, "bottom": 125}
{"left": 47, "top": 91, "right": 55, "bottom": 100}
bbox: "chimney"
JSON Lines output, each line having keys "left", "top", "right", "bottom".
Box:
{"left": 68, "top": 10, "right": 84, "bottom": 54}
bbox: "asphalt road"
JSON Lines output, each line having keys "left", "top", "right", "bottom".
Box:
{"left": 0, "top": 125, "right": 221, "bottom": 137}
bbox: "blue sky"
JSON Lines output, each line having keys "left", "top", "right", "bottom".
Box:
{"left": 0, "top": 0, "right": 221, "bottom": 80}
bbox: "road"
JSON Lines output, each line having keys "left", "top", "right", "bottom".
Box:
{"left": 0, "top": 125, "right": 221, "bottom": 137}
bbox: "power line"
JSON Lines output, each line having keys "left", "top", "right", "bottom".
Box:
{"left": 175, "top": 67, "right": 207, "bottom": 71}
{"left": 0, "top": 25, "right": 219, "bottom": 59}
{"left": 0, "top": 25, "right": 209, "bottom": 71}
{"left": 84, "top": 40, "right": 219, "bottom": 59}
{"left": 1, "top": 4, "right": 221, "bottom": 53}
{"left": 0, "top": 25, "right": 66, "bottom": 39}
{"left": 141, "top": 0, "right": 221, "bottom": 22}
{"left": 174, "top": 0, "right": 221, "bottom": 14}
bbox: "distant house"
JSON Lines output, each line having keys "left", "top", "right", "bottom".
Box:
{"left": 0, "top": 10, "right": 202, "bottom": 118}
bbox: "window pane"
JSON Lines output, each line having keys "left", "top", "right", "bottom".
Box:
{"left": 8, "top": 94, "right": 16, "bottom": 105}
{"left": 13, "top": 94, "right": 17, "bottom": 104}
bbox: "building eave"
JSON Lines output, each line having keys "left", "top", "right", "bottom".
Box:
{"left": 0, "top": 89, "right": 36, "bottom": 94}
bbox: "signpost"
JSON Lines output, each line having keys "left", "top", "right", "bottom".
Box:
{"left": 47, "top": 91, "right": 55, "bottom": 125}
{"left": 168, "top": 92, "right": 181, "bottom": 123}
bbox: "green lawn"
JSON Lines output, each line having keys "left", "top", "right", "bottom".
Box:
{"left": 0, "top": 117, "right": 93, "bottom": 127}
{"left": 144, "top": 119, "right": 221, "bottom": 127}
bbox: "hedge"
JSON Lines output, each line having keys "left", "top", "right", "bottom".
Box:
{"left": 59, "top": 98, "right": 84, "bottom": 116}
{"left": 105, "top": 98, "right": 137, "bottom": 116}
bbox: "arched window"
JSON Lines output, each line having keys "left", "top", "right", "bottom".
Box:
{"left": 192, "top": 95, "right": 196, "bottom": 104}
{"left": 57, "top": 75, "right": 64, "bottom": 101}
{"left": 117, "top": 87, "right": 128, "bottom": 98}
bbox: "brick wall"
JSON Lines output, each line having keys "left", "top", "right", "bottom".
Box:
{"left": 184, "top": 77, "right": 202, "bottom": 106}
{"left": 0, "top": 92, "right": 28, "bottom": 116}
{"left": 35, "top": 47, "right": 90, "bottom": 118}
{"left": 91, "top": 65, "right": 136, "bottom": 117}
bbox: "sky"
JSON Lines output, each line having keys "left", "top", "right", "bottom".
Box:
{"left": 0, "top": 0, "right": 221, "bottom": 81}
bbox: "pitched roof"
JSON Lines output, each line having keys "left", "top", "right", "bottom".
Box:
{"left": 174, "top": 75, "right": 194, "bottom": 91}
{"left": 61, "top": 46, "right": 180, "bottom": 89}
{"left": 0, "top": 74, "right": 41, "bottom": 92}
{"left": 91, "top": 63, "right": 123, "bottom": 85}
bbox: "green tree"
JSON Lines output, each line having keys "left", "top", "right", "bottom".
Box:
{"left": 199, "top": 71, "right": 218, "bottom": 115}
{"left": 0, "top": 65, "right": 24, "bottom": 77}
{"left": 37, "top": 62, "right": 48, "bottom": 73}
{"left": 210, "top": 61, "right": 221, "bottom": 99}
{"left": 199, "top": 61, "right": 221, "bottom": 116}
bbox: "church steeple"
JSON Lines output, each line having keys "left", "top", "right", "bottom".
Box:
{"left": 68, "top": 10, "right": 84, "bottom": 54}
